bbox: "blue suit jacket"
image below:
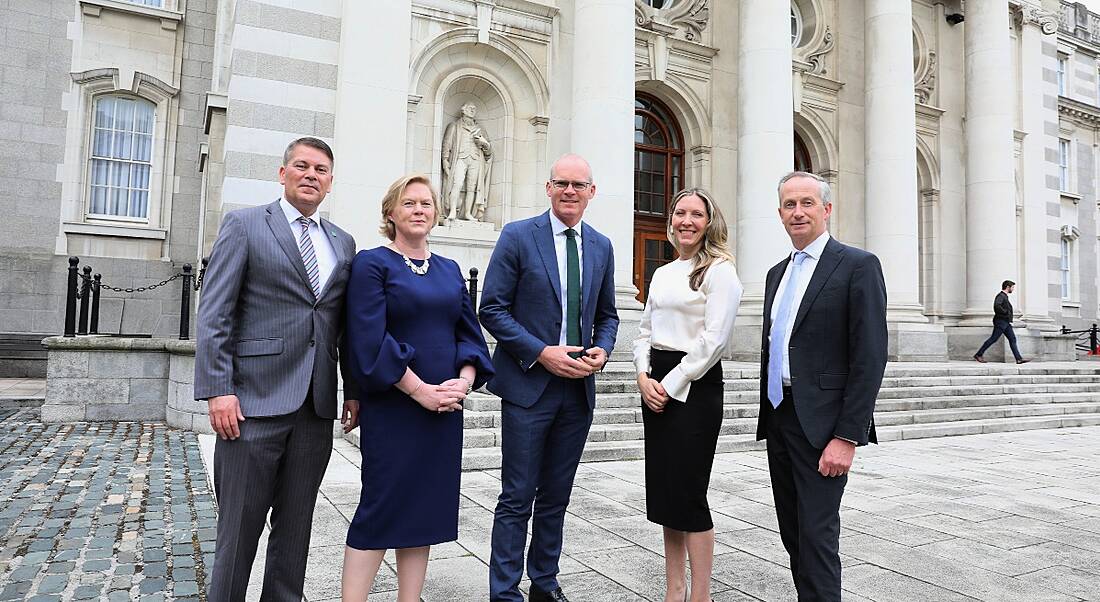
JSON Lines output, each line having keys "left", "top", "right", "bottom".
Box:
{"left": 479, "top": 211, "right": 619, "bottom": 409}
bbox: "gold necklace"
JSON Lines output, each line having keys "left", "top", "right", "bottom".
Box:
{"left": 391, "top": 243, "right": 430, "bottom": 275}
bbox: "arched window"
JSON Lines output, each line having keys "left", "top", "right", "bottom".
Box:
{"left": 794, "top": 132, "right": 812, "bottom": 173}
{"left": 88, "top": 95, "right": 156, "bottom": 220}
{"left": 791, "top": 4, "right": 803, "bottom": 47}
{"left": 634, "top": 94, "right": 684, "bottom": 302}
{"left": 641, "top": 0, "right": 673, "bottom": 8}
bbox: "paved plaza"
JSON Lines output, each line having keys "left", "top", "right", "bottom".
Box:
{"left": 1, "top": 405, "right": 1099, "bottom": 601}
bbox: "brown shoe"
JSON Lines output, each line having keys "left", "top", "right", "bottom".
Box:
{"left": 1016, "top": 358, "right": 1031, "bottom": 364}
{"left": 973, "top": 355, "right": 987, "bottom": 363}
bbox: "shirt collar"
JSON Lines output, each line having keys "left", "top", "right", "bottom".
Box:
{"left": 548, "top": 211, "right": 582, "bottom": 237}
{"left": 280, "top": 198, "right": 317, "bottom": 226}
{"left": 792, "top": 231, "right": 830, "bottom": 261}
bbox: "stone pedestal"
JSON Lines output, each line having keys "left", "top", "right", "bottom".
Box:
{"left": 888, "top": 323, "right": 949, "bottom": 362}
{"left": 42, "top": 336, "right": 169, "bottom": 423}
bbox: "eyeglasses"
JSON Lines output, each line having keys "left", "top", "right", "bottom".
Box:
{"left": 550, "top": 179, "right": 592, "bottom": 191}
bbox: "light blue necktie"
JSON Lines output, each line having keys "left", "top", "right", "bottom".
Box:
{"left": 767, "top": 251, "right": 808, "bottom": 408}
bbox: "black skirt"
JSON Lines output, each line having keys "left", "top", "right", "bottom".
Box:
{"left": 642, "top": 349, "right": 724, "bottom": 532}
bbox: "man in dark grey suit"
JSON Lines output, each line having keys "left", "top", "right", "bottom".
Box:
{"left": 757, "top": 171, "right": 887, "bottom": 601}
{"left": 195, "top": 137, "right": 360, "bottom": 601}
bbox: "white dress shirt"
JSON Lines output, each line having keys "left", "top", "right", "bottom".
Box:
{"left": 548, "top": 211, "right": 584, "bottom": 346}
{"left": 769, "top": 231, "right": 831, "bottom": 385}
{"left": 633, "top": 257, "right": 744, "bottom": 402}
{"left": 280, "top": 198, "right": 337, "bottom": 295}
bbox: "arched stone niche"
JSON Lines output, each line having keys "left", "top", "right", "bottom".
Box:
{"left": 408, "top": 32, "right": 549, "bottom": 233}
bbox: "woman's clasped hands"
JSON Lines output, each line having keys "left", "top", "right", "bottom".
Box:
{"left": 637, "top": 373, "right": 671, "bottom": 413}
{"left": 411, "top": 377, "right": 469, "bottom": 413}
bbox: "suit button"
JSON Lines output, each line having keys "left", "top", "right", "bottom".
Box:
{"left": 310, "top": 340, "right": 316, "bottom": 347}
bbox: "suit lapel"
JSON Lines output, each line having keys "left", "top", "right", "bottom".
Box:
{"left": 315, "top": 218, "right": 347, "bottom": 300}
{"left": 581, "top": 224, "right": 596, "bottom": 310}
{"left": 763, "top": 258, "right": 789, "bottom": 331}
{"left": 534, "top": 212, "right": 563, "bottom": 308}
{"left": 791, "top": 238, "right": 844, "bottom": 335}
{"left": 265, "top": 200, "right": 313, "bottom": 295}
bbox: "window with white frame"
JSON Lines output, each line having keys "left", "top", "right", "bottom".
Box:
{"left": 88, "top": 95, "right": 155, "bottom": 220}
{"left": 1061, "top": 237, "right": 1072, "bottom": 300}
{"left": 1058, "top": 54, "right": 1068, "bottom": 96}
{"left": 791, "top": 4, "right": 803, "bottom": 47}
{"left": 124, "top": 0, "right": 164, "bottom": 6}
{"left": 1058, "top": 138, "right": 1071, "bottom": 191}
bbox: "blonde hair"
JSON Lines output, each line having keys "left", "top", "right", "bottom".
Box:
{"left": 666, "top": 187, "right": 735, "bottom": 291}
{"left": 378, "top": 174, "right": 439, "bottom": 240}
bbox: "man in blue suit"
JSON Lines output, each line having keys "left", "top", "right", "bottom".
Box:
{"left": 480, "top": 153, "right": 619, "bottom": 602}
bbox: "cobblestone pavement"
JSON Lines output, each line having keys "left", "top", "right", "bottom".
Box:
{"left": 3, "top": 406, "right": 1100, "bottom": 601}
{"left": 0, "top": 409, "right": 215, "bottom": 601}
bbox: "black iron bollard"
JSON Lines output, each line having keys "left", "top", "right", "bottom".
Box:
{"left": 77, "top": 266, "right": 92, "bottom": 336}
{"left": 64, "top": 257, "right": 79, "bottom": 337}
{"left": 467, "top": 267, "right": 479, "bottom": 312}
{"left": 179, "top": 264, "right": 193, "bottom": 340}
{"left": 90, "top": 274, "right": 101, "bottom": 335}
{"left": 1091, "top": 324, "right": 1099, "bottom": 355}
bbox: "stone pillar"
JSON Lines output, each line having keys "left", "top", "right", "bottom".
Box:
{"left": 865, "top": 0, "right": 946, "bottom": 359}
{"left": 736, "top": 0, "right": 793, "bottom": 316}
{"left": 1017, "top": 6, "right": 1058, "bottom": 331}
{"left": 864, "top": 0, "right": 923, "bottom": 321}
{"left": 962, "top": 0, "right": 1018, "bottom": 325}
{"left": 329, "top": 0, "right": 412, "bottom": 248}
{"left": 570, "top": 0, "right": 639, "bottom": 311}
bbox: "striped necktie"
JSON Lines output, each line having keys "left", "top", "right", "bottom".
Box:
{"left": 297, "top": 217, "right": 321, "bottom": 297}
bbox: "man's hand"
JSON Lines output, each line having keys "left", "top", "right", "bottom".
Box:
{"left": 818, "top": 438, "right": 856, "bottom": 477}
{"left": 638, "top": 373, "right": 670, "bottom": 413}
{"left": 580, "top": 347, "right": 608, "bottom": 372}
{"left": 341, "top": 399, "right": 360, "bottom": 433}
{"left": 538, "top": 345, "right": 595, "bottom": 378}
{"left": 208, "top": 394, "right": 245, "bottom": 440}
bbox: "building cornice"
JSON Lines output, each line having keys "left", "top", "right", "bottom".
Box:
{"left": 1058, "top": 96, "right": 1100, "bottom": 127}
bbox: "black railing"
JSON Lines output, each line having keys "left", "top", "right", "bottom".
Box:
{"left": 63, "top": 256, "right": 207, "bottom": 340}
{"left": 467, "top": 267, "right": 479, "bottom": 311}
{"left": 1060, "top": 324, "right": 1100, "bottom": 356}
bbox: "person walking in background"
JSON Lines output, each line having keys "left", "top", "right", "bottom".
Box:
{"left": 340, "top": 174, "right": 493, "bottom": 602}
{"left": 757, "top": 171, "right": 888, "bottom": 601}
{"left": 195, "top": 137, "right": 360, "bottom": 602}
{"left": 480, "top": 154, "right": 619, "bottom": 602}
{"left": 633, "top": 188, "right": 743, "bottom": 602}
{"left": 973, "top": 280, "right": 1031, "bottom": 364}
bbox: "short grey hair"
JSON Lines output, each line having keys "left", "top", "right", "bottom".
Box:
{"left": 777, "top": 171, "right": 832, "bottom": 205}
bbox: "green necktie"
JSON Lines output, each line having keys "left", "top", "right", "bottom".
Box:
{"left": 565, "top": 228, "right": 582, "bottom": 356}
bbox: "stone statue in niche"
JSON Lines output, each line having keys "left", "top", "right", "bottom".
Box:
{"left": 441, "top": 102, "right": 493, "bottom": 222}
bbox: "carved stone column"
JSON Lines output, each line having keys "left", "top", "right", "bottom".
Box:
{"left": 865, "top": 0, "right": 925, "bottom": 322}
{"left": 735, "top": 0, "right": 793, "bottom": 316}
{"left": 330, "top": 0, "right": 412, "bottom": 246}
{"left": 1017, "top": 4, "right": 1059, "bottom": 330}
{"left": 962, "top": 0, "right": 1018, "bottom": 325}
{"left": 572, "top": 0, "right": 639, "bottom": 315}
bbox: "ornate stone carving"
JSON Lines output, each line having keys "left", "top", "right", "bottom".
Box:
{"left": 914, "top": 50, "right": 938, "bottom": 105}
{"left": 634, "top": 0, "right": 710, "bottom": 42}
{"left": 805, "top": 25, "right": 834, "bottom": 75}
{"left": 441, "top": 102, "right": 493, "bottom": 222}
{"left": 1016, "top": 4, "right": 1059, "bottom": 35}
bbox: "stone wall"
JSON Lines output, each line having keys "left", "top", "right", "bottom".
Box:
{"left": 42, "top": 336, "right": 170, "bottom": 422}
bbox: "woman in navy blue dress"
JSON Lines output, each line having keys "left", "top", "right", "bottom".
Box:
{"left": 340, "top": 174, "right": 493, "bottom": 601}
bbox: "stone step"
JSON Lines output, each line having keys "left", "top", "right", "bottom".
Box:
{"left": 874, "top": 401, "right": 1100, "bottom": 427}
{"left": 458, "top": 411, "right": 1100, "bottom": 470}
{"left": 877, "top": 391, "right": 1100, "bottom": 412}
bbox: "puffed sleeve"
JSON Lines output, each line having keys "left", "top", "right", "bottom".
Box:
{"left": 453, "top": 262, "right": 495, "bottom": 389}
{"left": 632, "top": 293, "right": 654, "bottom": 377}
{"left": 346, "top": 250, "right": 416, "bottom": 393}
{"left": 661, "top": 261, "right": 744, "bottom": 402}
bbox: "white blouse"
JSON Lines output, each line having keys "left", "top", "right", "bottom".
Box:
{"left": 633, "top": 258, "right": 744, "bottom": 402}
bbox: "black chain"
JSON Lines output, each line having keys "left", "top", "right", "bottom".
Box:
{"left": 98, "top": 273, "right": 184, "bottom": 294}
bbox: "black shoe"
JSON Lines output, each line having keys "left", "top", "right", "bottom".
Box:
{"left": 529, "top": 586, "right": 569, "bottom": 602}
{"left": 973, "top": 355, "right": 986, "bottom": 363}
{"left": 1017, "top": 358, "right": 1031, "bottom": 364}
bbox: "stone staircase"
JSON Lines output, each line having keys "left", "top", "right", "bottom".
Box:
{"left": 343, "top": 361, "right": 1100, "bottom": 470}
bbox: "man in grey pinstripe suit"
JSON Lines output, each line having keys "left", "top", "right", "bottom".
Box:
{"left": 195, "top": 137, "right": 360, "bottom": 601}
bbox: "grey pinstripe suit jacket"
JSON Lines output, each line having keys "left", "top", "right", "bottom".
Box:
{"left": 194, "top": 199, "right": 359, "bottom": 419}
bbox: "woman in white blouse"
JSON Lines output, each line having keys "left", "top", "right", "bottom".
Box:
{"left": 634, "top": 188, "right": 743, "bottom": 602}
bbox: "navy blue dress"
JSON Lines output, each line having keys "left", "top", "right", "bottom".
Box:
{"left": 344, "top": 246, "right": 493, "bottom": 550}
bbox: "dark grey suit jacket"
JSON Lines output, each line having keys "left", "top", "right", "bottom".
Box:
{"left": 756, "top": 237, "right": 888, "bottom": 448}
{"left": 194, "top": 199, "right": 358, "bottom": 419}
